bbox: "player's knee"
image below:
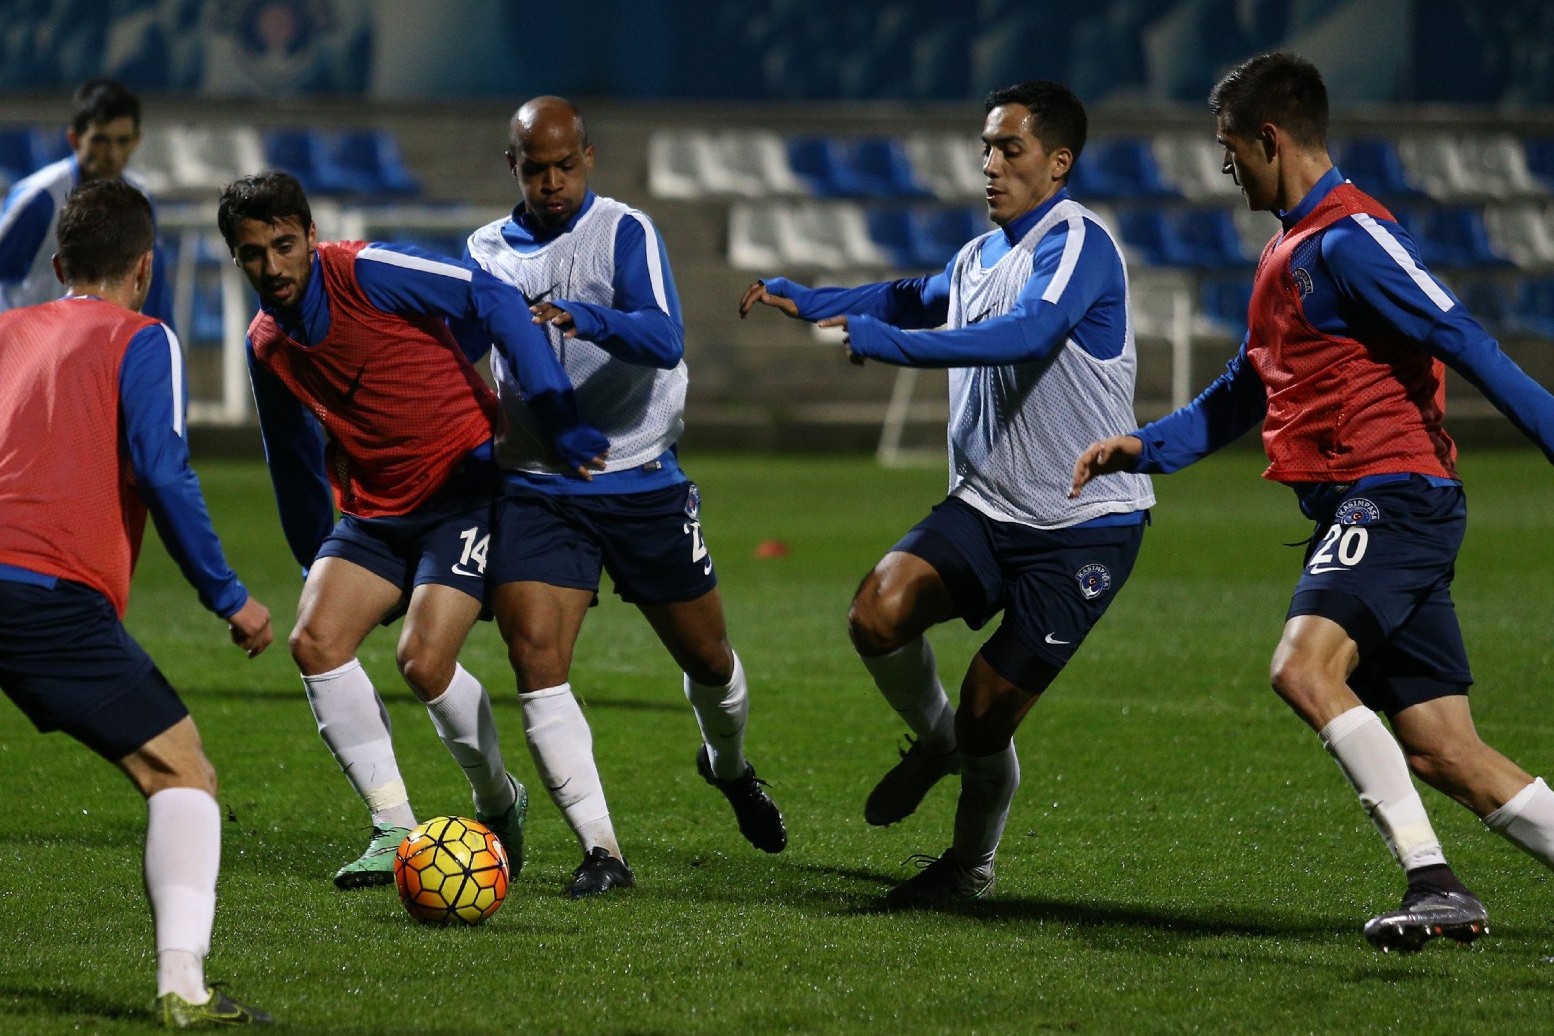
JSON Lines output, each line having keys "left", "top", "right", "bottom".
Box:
{"left": 848, "top": 594, "right": 910, "bottom": 657}
{"left": 506, "top": 637, "right": 568, "bottom": 693}
{"left": 682, "top": 641, "right": 735, "bottom": 687}
{"left": 397, "top": 651, "right": 455, "bottom": 702}
{"left": 1268, "top": 652, "right": 1331, "bottom": 721}
{"left": 289, "top": 621, "right": 348, "bottom": 674}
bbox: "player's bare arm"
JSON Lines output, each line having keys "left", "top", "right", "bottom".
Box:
{"left": 530, "top": 300, "right": 578, "bottom": 337}
{"left": 1069, "top": 435, "right": 1144, "bottom": 498}
{"left": 737, "top": 279, "right": 799, "bottom": 319}
{"left": 226, "top": 595, "right": 274, "bottom": 658}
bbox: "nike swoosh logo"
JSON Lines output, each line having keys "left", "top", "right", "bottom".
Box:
{"left": 702, "top": 562, "right": 713, "bottom": 575}
{"left": 342, "top": 361, "right": 367, "bottom": 404}
{"left": 1044, "top": 633, "right": 1070, "bottom": 645}
{"left": 523, "top": 284, "right": 559, "bottom": 307}
{"left": 451, "top": 564, "right": 482, "bottom": 577}
{"left": 1307, "top": 565, "right": 1351, "bottom": 574}
{"left": 544, "top": 779, "right": 572, "bottom": 793}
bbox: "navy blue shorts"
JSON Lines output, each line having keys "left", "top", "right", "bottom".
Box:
{"left": 489, "top": 481, "right": 717, "bottom": 606}
{"left": 0, "top": 578, "right": 188, "bottom": 761}
{"left": 319, "top": 453, "right": 495, "bottom": 605}
{"left": 1288, "top": 475, "right": 1471, "bottom": 714}
{"left": 894, "top": 496, "right": 1145, "bottom": 689}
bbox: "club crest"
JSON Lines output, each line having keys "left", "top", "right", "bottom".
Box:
{"left": 684, "top": 483, "right": 701, "bottom": 519}
{"left": 1338, "top": 498, "right": 1381, "bottom": 525}
{"left": 1292, "top": 267, "right": 1314, "bottom": 297}
{"left": 1076, "top": 563, "right": 1112, "bottom": 600}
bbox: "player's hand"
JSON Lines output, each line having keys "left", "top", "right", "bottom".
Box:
{"left": 531, "top": 301, "right": 578, "bottom": 338}
{"left": 738, "top": 280, "right": 800, "bottom": 319}
{"left": 226, "top": 596, "right": 273, "bottom": 658}
{"left": 815, "top": 315, "right": 864, "bottom": 366}
{"left": 1069, "top": 435, "right": 1144, "bottom": 498}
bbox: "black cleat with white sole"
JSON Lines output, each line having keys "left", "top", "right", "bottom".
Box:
{"left": 1363, "top": 888, "right": 1489, "bottom": 952}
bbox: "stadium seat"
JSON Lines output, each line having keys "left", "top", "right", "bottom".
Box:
{"left": 903, "top": 133, "right": 985, "bottom": 200}
{"left": 1151, "top": 133, "right": 1240, "bottom": 201}
{"left": 0, "top": 127, "right": 39, "bottom": 185}
{"left": 1464, "top": 134, "right": 1546, "bottom": 200}
{"left": 1175, "top": 208, "right": 1254, "bottom": 268}
{"left": 647, "top": 130, "right": 708, "bottom": 199}
{"left": 727, "top": 202, "right": 784, "bottom": 269}
{"left": 263, "top": 127, "right": 359, "bottom": 195}
{"left": 1395, "top": 206, "right": 1512, "bottom": 269}
{"left": 1510, "top": 275, "right": 1554, "bottom": 337}
{"left": 906, "top": 206, "right": 986, "bottom": 269}
{"left": 1395, "top": 134, "right": 1477, "bottom": 201}
{"left": 165, "top": 125, "right": 267, "bottom": 192}
{"left": 715, "top": 131, "right": 808, "bottom": 196}
{"left": 863, "top": 206, "right": 916, "bottom": 268}
{"left": 1455, "top": 277, "right": 1516, "bottom": 333}
{"left": 333, "top": 129, "right": 422, "bottom": 197}
{"left": 1068, "top": 138, "right": 1179, "bottom": 201}
{"left": 1482, "top": 202, "right": 1554, "bottom": 268}
{"left": 1198, "top": 276, "right": 1252, "bottom": 335}
{"left": 787, "top": 136, "right": 931, "bottom": 199}
{"left": 1525, "top": 138, "right": 1554, "bottom": 193}
{"left": 1334, "top": 137, "right": 1431, "bottom": 201}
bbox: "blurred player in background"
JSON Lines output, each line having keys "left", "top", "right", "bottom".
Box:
{"left": 0, "top": 78, "right": 173, "bottom": 325}
{"left": 218, "top": 171, "right": 608, "bottom": 889}
{"left": 462, "top": 95, "right": 786, "bottom": 898}
{"left": 740, "top": 81, "right": 1153, "bottom": 906}
{"left": 0, "top": 180, "right": 272, "bottom": 1026}
{"left": 1072, "top": 52, "right": 1554, "bottom": 952}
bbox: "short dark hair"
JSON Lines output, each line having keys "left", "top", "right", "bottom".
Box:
{"left": 984, "top": 80, "right": 1088, "bottom": 166}
{"left": 216, "top": 171, "right": 314, "bottom": 250}
{"left": 1208, "top": 52, "right": 1328, "bottom": 148}
{"left": 70, "top": 78, "right": 140, "bottom": 135}
{"left": 55, "top": 179, "right": 154, "bottom": 285}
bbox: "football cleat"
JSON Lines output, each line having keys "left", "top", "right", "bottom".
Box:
{"left": 882, "top": 848, "right": 995, "bottom": 909}
{"left": 696, "top": 744, "right": 787, "bottom": 853}
{"left": 476, "top": 774, "right": 529, "bottom": 877}
{"left": 332, "top": 824, "right": 410, "bottom": 889}
{"left": 565, "top": 846, "right": 635, "bottom": 899}
{"left": 157, "top": 987, "right": 272, "bottom": 1027}
{"left": 1363, "top": 888, "right": 1489, "bottom": 953}
{"left": 864, "top": 736, "right": 960, "bottom": 827}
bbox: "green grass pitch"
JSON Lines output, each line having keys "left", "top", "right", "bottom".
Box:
{"left": 2, "top": 449, "right": 1553, "bottom": 1033}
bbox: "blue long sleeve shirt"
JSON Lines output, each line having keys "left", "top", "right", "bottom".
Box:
{"left": 1135, "top": 168, "right": 1554, "bottom": 478}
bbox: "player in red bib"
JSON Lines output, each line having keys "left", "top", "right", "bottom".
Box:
{"left": 1073, "top": 53, "right": 1554, "bottom": 952}
{"left": 219, "top": 172, "right": 606, "bottom": 889}
{"left": 0, "top": 180, "right": 273, "bottom": 1025}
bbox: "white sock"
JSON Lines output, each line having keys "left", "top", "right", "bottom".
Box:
{"left": 521, "top": 683, "right": 619, "bottom": 857}
{"left": 860, "top": 635, "right": 956, "bottom": 753}
{"left": 424, "top": 664, "right": 513, "bottom": 815}
{"left": 303, "top": 659, "right": 415, "bottom": 830}
{"left": 1320, "top": 706, "right": 1446, "bottom": 870}
{"left": 1484, "top": 776, "right": 1554, "bottom": 869}
{"left": 952, "top": 744, "right": 1020, "bottom": 871}
{"left": 684, "top": 651, "right": 750, "bottom": 780}
{"left": 146, "top": 788, "right": 218, "bottom": 1003}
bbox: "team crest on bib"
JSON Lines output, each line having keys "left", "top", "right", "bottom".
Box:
{"left": 1292, "top": 267, "right": 1314, "bottom": 297}
{"left": 1338, "top": 498, "right": 1381, "bottom": 525}
{"left": 1076, "top": 563, "right": 1112, "bottom": 600}
{"left": 684, "top": 483, "right": 701, "bottom": 519}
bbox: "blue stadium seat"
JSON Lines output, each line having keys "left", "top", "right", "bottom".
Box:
{"left": 1175, "top": 208, "right": 1254, "bottom": 268}
{"left": 787, "top": 136, "right": 932, "bottom": 198}
{"left": 1510, "top": 276, "right": 1554, "bottom": 337}
{"left": 863, "top": 206, "right": 916, "bottom": 268}
{"left": 907, "top": 206, "right": 985, "bottom": 268}
{"left": 1524, "top": 138, "right": 1554, "bottom": 193}
{"left": 1455, "top": 277, "right": 1516, "bottom": 333}
{"left": 263, "top": 128, "right": 359, "bottom": 195}
{"left": 1334, "top": 138, "right": 1430, "bottom": 200}
{"left": 0, "top": 127, "right": 35, "bottom": 184}
{"left": 1069, "top": 138, "right": 1179, "bottom": 200}
{"left": 1394, "top": 206, "right": 1512, "bottom": 269}
{"left": 1199, "top": 276, "right": 1252, "bottom": 333}
{"left": 332, "top": 129, "right": 422, "bottom": 197}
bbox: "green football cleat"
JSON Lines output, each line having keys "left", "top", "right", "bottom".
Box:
{"left": 332, "top": 824, "right": 410, "bottom": 889}
{"left": 476, "top": 774, "right": 529, "bottom": 877}
{"left": 157, "top": 987, "right": 272, "bottom": 1027}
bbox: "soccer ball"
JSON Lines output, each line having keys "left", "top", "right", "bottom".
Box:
{"left": 393, "top": 816, "right": 509, "bottom": 925}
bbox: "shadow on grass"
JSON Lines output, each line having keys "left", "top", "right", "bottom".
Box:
{"left": 0, "top": 981, "right": 141, "bottom": 1025}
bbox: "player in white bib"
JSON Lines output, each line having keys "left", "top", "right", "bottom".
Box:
{"left": 463, "top": 96, "right": 786, "bottom": 898}
{"left": 741, "top": 80, "right": 1154, "bottom": 906}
